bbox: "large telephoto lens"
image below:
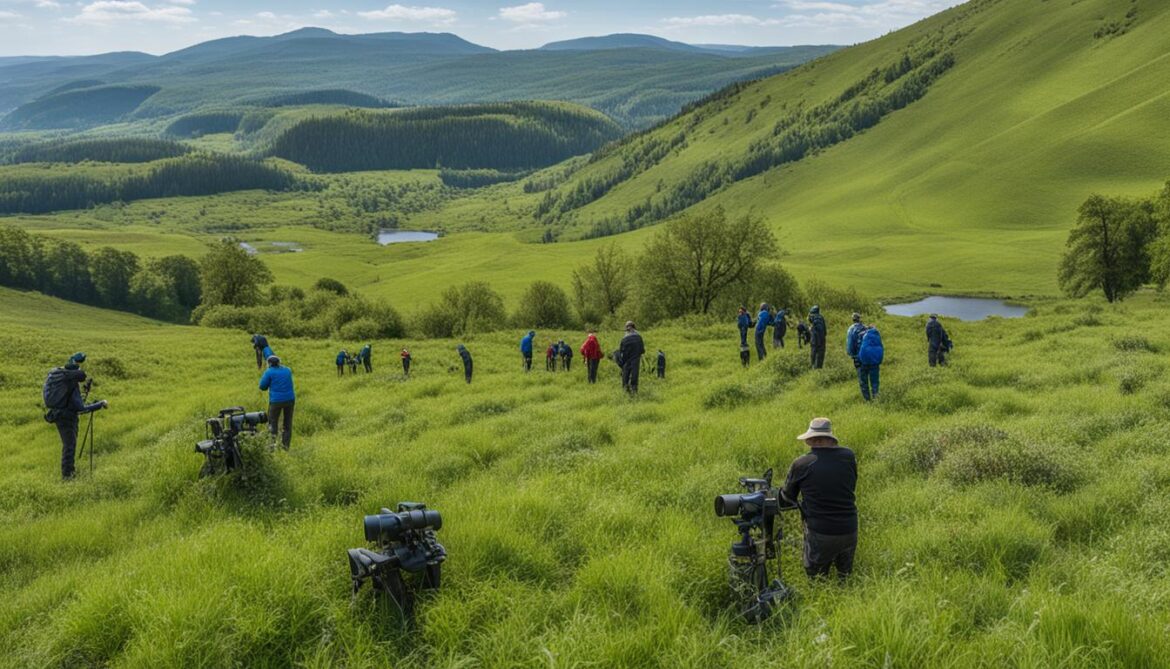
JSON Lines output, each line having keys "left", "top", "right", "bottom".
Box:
{"left": 243, "top": 411, "right": 267, "bottom": 426}
{"left": 363, "top": 509, "right": 442, "bottom": 542}
{"left": 715, "top": 494, "right": 744, "bottom": 517}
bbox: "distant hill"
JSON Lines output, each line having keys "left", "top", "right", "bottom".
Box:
{"left": 539, "top": 34, "right": 707, "bottom": 53}
{"left": 0, "top": 85, "right": 161, "bottom": 131}
{"left": 0, "top": 30, "right": 838, "bottom": 131}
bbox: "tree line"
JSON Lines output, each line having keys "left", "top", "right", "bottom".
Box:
{"left": 6, "top": 138, "right": 191, "bottom": 165}
{"left": 0, "top": 153, "right": 300, "bottom": 214}
{"left": 1058, "top": 182, "right": 1170, "bottom": 302}
{"left": 267, "top": 103, "right": 623, "bottom": 173}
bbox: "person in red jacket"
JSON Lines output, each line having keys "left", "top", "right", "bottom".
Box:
{"left": 580, "top": 331, "right": 604, "bottom": 384}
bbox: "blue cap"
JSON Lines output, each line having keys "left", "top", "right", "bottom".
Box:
{"left": 69, "top": 352, "right": 87, "bottom": 364}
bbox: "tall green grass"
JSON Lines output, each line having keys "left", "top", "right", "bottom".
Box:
{"left": 2, "top": 286, "right": 1169, "bottom": 667}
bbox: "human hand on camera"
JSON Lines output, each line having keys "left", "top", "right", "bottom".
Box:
{"left": 98, "top": 400, "right": 109, "bottom": 410}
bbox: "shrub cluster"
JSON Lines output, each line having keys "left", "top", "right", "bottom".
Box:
{"left": 196, "top": 282, "right": 405, "bottom": 340}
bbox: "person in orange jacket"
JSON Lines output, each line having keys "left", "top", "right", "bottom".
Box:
{"left": 580, "top": 331, "right": 604, "bottom": 384}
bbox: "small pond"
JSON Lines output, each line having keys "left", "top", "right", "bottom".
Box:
{"left": 883, "top": 296, "right": 1028, "bottom": 321}
{"left": 238, "top": 241, "right": 302, "bottom": 255}
{"left": 378, "top": 230, "right": 439, "bottom": 245}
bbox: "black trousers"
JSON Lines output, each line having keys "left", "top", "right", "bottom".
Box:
{"left": 587, "top": 358, "right": 599, "bottom": 383}
{"left": 254, "top": 347, "right": 264, "bottom": 369}
{"left": 929, "top": 346, "right": 947, "bottom": 367}
{"left": 774, "top": 328, "right": 786, "bottom": 348}
{"left": 463, "top": 359, "right": 473, "bottom": 383}
{"left": 268, "top": 401, "right": 294, "bottom": 449}
{"left": 810, "top": 340, "right": 826, "bottom": 369}
{"left": 55, "top": 412, "right": 79, "bottom": 479}
{"left": 336, "top": 364, "right": 344, "bottom": 377}
{"left": 803, "top": 527, "right": 857, "bottom": 580}
{"left": 739, "top": 326, "right": 749, "bottom": 347}
{"left": 363, "top": 358, "right": 372, "bottom": 373}
{"left": 622, "top": 359, "right": 641, "bottom": 394}
{"left": 657, "top": 364, "right": 665, "bottom": 379}
{"left": 755, "top": 331, "right": 767, "bottom": 361}
{"left": 523, "top": 354, "right": 532, "bottom": 372}
{"left": 562, "top": 357, "right": 571, "bottom": 372}
{"left": 402, "top": 358, "right": 411, "bottom": 375}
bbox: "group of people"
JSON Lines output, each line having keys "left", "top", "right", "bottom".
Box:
{"left": 735, "top": 305, "right": 953, "bottom": 402}
{"left": 520, "top": 323, "right": 663, "bottom": 393}
{"left": 334, "top": 344, "right": 373, "bottom": 376}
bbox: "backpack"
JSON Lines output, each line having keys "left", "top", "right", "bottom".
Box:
{"left": 858, "top": 329, "right": 884, "bottom": 366}
{"left": 42, "top": 368, "right": 76, "bottom": 410}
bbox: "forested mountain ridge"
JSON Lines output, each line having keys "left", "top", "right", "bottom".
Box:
{"left": 0, "top": 30, "right": 837, "bottom": 131}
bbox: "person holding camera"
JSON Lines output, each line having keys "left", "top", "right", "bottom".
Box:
{"left": 780, "top": 417, "right": 858, "bottom": 582}
{"left": 259, "top": 354, "right": 296, "bottom": 449}
{"left": 42, "top": 352, "right": 108, "bottom": 480}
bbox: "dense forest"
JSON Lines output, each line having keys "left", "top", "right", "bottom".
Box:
{"left": 248, "top": 89, "right": 397, "bottom": 108}
{"left": 0, "top": 85, "right": 161, "bottom": 131}
{"left": 267, "top": 103, "right": 624, "bottom": 172}
{"left": 164, "top": 111, "right": 247, "bottom": 138}
{"left": 7, "top": 138, "right": 191, "bottom": 164}
{"left": 0, "top": 154, "right": 300, "bottom": 214}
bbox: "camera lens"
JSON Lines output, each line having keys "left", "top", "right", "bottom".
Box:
{"left": 363, "top": 509, "right": 442, "bottom": 542}
{"left": 715, "top": 494, "right": 742, "bottom": 517}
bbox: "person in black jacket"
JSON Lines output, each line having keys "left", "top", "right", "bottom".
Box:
{"left": 656, "top": 350, "right": 666, "bottom": 379}
{"left": 251, "top": 334, "right": 269, "bottom": 370}
{"left": 780, "top": 417, "right": 858, "bottom": 582}
{"left": 43, "top": 352, "right": 108, "bottom": 480}
{"left": 456, "top": 344, "right": 473, "bottom": 384}
{"left": 808, "top": 306, "right": 827, "bottom": 369}
{"left": 926, "top": 314, "right": 950, "bottom": 367}
{"left": 619, "top": 321, "right": 645, "bottom": 394}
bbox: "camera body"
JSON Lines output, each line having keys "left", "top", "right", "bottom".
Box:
{"left": 348, "top": 502, "right": 446, "bottom": 617}
{"left": 194, "top": 406, "right": 268, "bottom": 476}
{"left": 714, "top": 468, "right": 796, "bottom": 624}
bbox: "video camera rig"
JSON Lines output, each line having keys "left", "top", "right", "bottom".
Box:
{"left": 714, "top": 468, "right": 799, "bottom": 623}
{"left": 348, "top": 502, "right": 446, "bottom": 618}
{"left": 194, "top": 406, "right": 267, "bottom": 476}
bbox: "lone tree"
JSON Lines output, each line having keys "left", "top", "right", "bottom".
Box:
{"left": 199, "top": 239, "right": 273, "bottom": 307}
{"left": 1058, "top": 195, "right": 1157, "bottom": 302}
{"left": 638, "top": 207, "right": 778, "bottom": 316}
{"left": 571, "top": 243, "right": 631, "bottom": 323}
{"left": 514, "top": 280, "right": 574, "bottom": 328}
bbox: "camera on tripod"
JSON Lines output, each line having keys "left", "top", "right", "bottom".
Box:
{"left": 347, "top": 502, "right": 446, "bottom": 617}
{"left": 714, "top": 468, "right": 798, "bottom": 623}
{"left": 194, "top": 406, "right": 267, "bottom": 476}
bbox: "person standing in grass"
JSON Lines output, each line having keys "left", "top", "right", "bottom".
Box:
{"left": 457, "top": 344, "right": 473, "bottom": 384}
{"left": 926, "top": 314, "right": 950, "bottom": 367}
{"left": 737, "top": 306, "right": 752, "bottom": 348}
{"left": 335, "top": 350, "right": 347, "bottom": 377}
{"left": 359, "top": 343, "right": 373, "bottom": 373}
{"left": 856, "top": 325, "right": 883, "bottom": 401}
{"left": 347, "top": 352, "right": 358, "bottom": 375}
{"left": 259, "top": 355, "right": 295, "bottom": 450}
{"left": 520, "top": 330, "right": 535, "bottom": 372}
{"left": 401, "top": 348, "right": 412, "bottom": 377}
{"left": 845, "top": 313, "right": 864, "bottom": 366}
{"left": 780, "top": 417, "right": 858, "bottom": 582}
{"left": 546, "top": 342, "right": 557, "bottom": 372}
{"left": 580, "top": 331, "right": 604, "bottom": 384}
{"left": 755, "top": 303, "right": 774, "bottom": 361}
{"left": 560, "top": 340, "right": 573, "bottom": 372}
{"left": 619, "top": 321, "right": 645, "bottom": 394}
{"left": 43, "top": 352, "right": 108, "bottom": 480}
{"left": 773, "top": 307, "right": 790, "bottom": 349}
{"left": 251, "top": 333, "right": 269, "bottom": 370}
{"left": 809, "top": 306, "right": 827, "bottom": 369}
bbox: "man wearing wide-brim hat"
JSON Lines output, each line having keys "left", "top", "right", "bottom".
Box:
{"left": 780, "top": 417, "right": 858, "bottom": 581}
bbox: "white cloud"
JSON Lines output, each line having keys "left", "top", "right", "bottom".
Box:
{"left": 663, "top": 14, "right": 781, "bottom": 28}
{"left": 165, "top": 0, "right": 194, "bottom": 5}
{"left": 774, "top": 0, "right": 958, "bottom": 29}
{"left": 256, "top": 10, "right": 275, "bottom": 19}
{"left": 67, "top": 0, "right": 195, "bottom": 24}
{"left": 36, "top": 0, "right": 61, "bottom": 8}
{"left": 312, "top": 9, "right": 333, "bottom": 18}
{"left": 0, "top": 9, "right": 21, "bottom": 18}
{"left": 357, "top": 4, "right": 456, "bottom": 24}
{"left": 497, "top": 2, "right": 564, "bottom": 24}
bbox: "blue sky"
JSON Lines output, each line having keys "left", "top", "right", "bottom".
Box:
{"left": 0, "top": 0, "right": 961, "bottom": 56}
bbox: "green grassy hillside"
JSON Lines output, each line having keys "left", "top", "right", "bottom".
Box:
{"left": 417, "top": 0, "right": 1170, "bottom": 296}
{"left": 2, "top": 285, "right": 1169, "bottom": 667}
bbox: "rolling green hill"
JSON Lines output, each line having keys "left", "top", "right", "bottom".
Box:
{"left": 423, "top": 0, "right": 1170, "bottom": 297}
{"left": 0, "top": 30, "right": 836, "bottom": 132}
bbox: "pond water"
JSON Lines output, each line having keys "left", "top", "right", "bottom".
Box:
{"left": 883, "top": 296, "right": 1028, "bottom": 321}
{"left": 377, "top": 230, "right": 439, "bottom": 245}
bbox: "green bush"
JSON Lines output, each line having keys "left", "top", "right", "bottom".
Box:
{"left": 937, "top": 438, "right": 1084, "bottom": 492}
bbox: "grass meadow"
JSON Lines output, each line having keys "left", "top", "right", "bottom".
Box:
{"left": 2, "top": 286, "right": 1169, "bottom": 667}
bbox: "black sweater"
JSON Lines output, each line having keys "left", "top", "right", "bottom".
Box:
{"left": 781, "top": 446, "right": 858, "bottom": 535}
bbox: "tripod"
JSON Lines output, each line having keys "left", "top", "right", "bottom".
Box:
{"left": 76, "top": 410, "right": 96, "bottom": 473}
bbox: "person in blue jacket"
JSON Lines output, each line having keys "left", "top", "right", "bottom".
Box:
{"left": 457, "top": 344, "right": 473, "bottom": 384}
{"left": 773, "top": 308, "right": 790, "bottom": 349}
{"left": 755, "top": 303, "right": 774, "bottom": 361}
{"left": 335, "top": 350, "right": 347, "bottom": 377}
{"left": 358, "top": 343, "right": 372, "bottom": 373}
{"left": 520, "top": 330, "right": 535, "bottom": 372}
{"left": 856, "top": 325, "right": 884, "bottom": 401}
{"left": 259, "top": 355, "right": 296, "bottom": 449}
{"left": 559, "top": 340, "right": 573, "bottom": 372}
{"left": 845, "top": 313, "right": 864, "bottom": 366}
{"left": 736, "top": 307, "right": 752, "bottom": 348}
